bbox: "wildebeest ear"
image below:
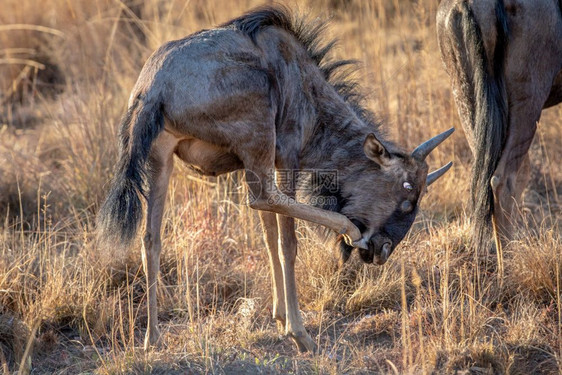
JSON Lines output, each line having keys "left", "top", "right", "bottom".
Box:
{"left": 363, "top": 133, "right": 390, "bottom": 164}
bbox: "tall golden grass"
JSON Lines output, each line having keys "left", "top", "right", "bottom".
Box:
{"left": 0, "top": 0, "right": 561, "bottom": 373}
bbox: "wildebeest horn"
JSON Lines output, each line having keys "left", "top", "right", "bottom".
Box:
{"left": 426, "top": 161, "right": 453, "bottom": 186}
{"left": 411, "top": 127, "right": 455, "bottom": 161}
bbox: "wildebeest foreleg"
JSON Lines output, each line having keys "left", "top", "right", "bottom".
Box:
{"left": 258, "top": 211, "right": 286, "bottom": 328}
{"left": 246, "top": 169, "right": 363, "bottom": 247}
{"left": 253, "top": 197, "right": 364, "bottom": 248}
{"left": 277, "top": 212, "right": 316, "bottom": 352}
{"left": 248, "top": 166, "right": 353, "bottom": 352}
{"left": 276, "top": 168, "right": 317, "bottom": 352}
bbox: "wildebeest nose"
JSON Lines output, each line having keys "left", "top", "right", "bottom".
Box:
{"left": 372, "top": 242, "right": 391, "bottom": 265}
{"left": 381, "top": 242, "right": 391, "bottom": 259}
{"left": 368, "top": 235, "right": 392, "bottom": 264}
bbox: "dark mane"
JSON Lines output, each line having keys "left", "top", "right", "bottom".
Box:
{"left": 223, "top": 5, "right": 377, "bottom": 128}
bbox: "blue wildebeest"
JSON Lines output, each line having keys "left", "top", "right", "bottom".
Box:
{"left": 97, "top": 6, "right": 453, "bottom": 352}
{"left": 437, "top": 0, "right": 562, "bottom": 250}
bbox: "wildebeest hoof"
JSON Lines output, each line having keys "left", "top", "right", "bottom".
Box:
{"left": 144, "top": 327, "right": 162, "bottom": 351}
{"left": 374, "top": 242, "right": 391, "bottom": 265}
{"left": 352, "top": 237, "right": 368, "bottom": 250}
{"left": 490, "top": 175, "right": 500, "bottom": 190}
{"left": 341, "top": 233, "right": 355, "bottom": 248}
{"left": 289, "top": 331, "right": 317, "bottom": 353}
{"left": 273, "top": 313, "right": 286, "bottom": 331}
{"left": 341, "top": 224, "right": 363, "bottom": 248}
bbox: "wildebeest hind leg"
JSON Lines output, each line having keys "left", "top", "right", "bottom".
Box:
{"left": 490, "top": 104, "right": 540, "bottom": 244}
{"left": 142, "top": 132, "right": 176, "bottom": 350}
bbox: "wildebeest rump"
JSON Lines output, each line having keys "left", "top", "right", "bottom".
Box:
{"left": 437, "top": 0, "right": 562, "bottom": 249}
{"left": 97, "top": 6, "right": 453, "bottom": 352}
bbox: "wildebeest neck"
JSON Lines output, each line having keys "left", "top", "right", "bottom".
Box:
{"left": 299, "top": 85, "right": 377, "bottom": 174}
{"left": 294, "top": 85, "right": 380, "bottom": 213}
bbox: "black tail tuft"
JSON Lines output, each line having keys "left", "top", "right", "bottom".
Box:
{"left": 97, "top": 97, "right": 164, "bottom": 248}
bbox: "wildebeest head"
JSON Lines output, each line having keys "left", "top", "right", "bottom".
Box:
{"left": 338, "top": 128, "right": 454, "bottom": 265}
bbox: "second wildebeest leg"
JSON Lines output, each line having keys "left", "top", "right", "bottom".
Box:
{"left": 490, "top": 101, "right": 542, "bottom": 241}
{"left": 491, "top": 101, "right": 545, "bottom": 243}
{"left": 242, "top": 154, "right": 318, "bottom": 351}
{"left": 142, "top": 131, "right": 176, "bottom": 350}
{"left": 490, "top": 0, "right": 562, "bottom": 244}
{"left": 277, "top": 213, "right": 316, "bottom": 352}
{"left": 276, "top": 164, "right": 317, "bottom": 353}
{"left": 259, "top": 211, "right": 286, "bottom": 327}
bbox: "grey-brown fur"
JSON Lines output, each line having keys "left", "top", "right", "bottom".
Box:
{"left": 437, "top": 0, "right": 562, "bottom": 250}
{"left": 97, "top": 5, "right": 452, "bottom": 353}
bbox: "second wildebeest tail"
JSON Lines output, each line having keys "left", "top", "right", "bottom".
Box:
{"left": 97, "top": 95, "right": 164, "bottom": 248}
{"left": 449, "top": 1, "right": 509, "bottom": 249}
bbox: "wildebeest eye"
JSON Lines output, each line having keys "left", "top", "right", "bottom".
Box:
{"left": 401, "top": 200, "right": 413, "bottom": 212}
{"left": 403, "top": 181, "right": 413, "bottom": 191}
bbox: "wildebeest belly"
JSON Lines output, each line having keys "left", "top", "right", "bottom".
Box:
{"left": 175, "top": 138, "right": 243, "bottom": 176}
{"left": 544, "top": 70, "right": 562, "bottom": 109}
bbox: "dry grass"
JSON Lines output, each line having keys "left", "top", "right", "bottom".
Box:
{"left": 0, "top": 0, "right": 561, "bottom": 373}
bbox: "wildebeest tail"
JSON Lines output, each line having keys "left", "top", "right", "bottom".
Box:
{"left": 447, "top": 1, "right": 509, "bottom": 248}
{"left": 97, "top": 96, "right": 164, "bottom": 247}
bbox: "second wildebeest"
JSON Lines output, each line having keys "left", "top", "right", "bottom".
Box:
{"left": 97, "top": 6, "right": 453, "bottom": 353}
{"left": 437, "top": 0, "right": 562, "bottom": 250}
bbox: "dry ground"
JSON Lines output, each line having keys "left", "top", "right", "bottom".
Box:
{"left": 0, "top": 0, "right": 561, "bottom": 373}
